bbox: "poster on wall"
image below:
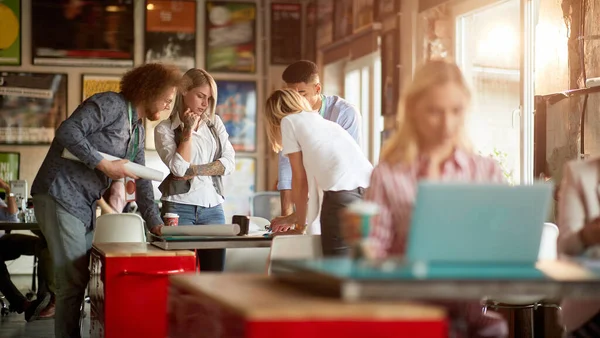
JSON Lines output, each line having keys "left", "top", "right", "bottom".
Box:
{"left": 0, "top": 0, "right": 21, "bottom": 65}
{"left": 316, "top": 0, "right": 333, "bottom": 48}
{"left": 304, "top": 0, "right": 317, "bottom": 61}
{"left": 81, "top": 74, "right": 121, "bottom": 101}
{"left": 381, "top": 28, "right": 399, "bottom": 116}
{"left": 377, "top": 0, "right": 400, "bottom": 20}
{"left": 0, "top": 152, "right": 20, "bottom": 184}
{"left": 0, "top": 72, "right": 68, "bottom": 145}
{"left": 353, "top": 0, "right": 374, "bottom": 32}
{"left": 215, "top": 80, "right": 256, "bottom": 152}
{"left": 145, "top": 0, "right": 196, "bottom": 70}
{"left": 222, "top": 156, "right": 256, "bottom": 219}
{"left": 333, "top": 0, "right": 353, "bottom": 40}
{"left": 270, "top": 3, "right": 301, "bottom": 65}
{"left": 31, "top": 0, "right": 134, "bottom": 67}
{"left": 205, "top": 1, "right": 256, "bottom": 73}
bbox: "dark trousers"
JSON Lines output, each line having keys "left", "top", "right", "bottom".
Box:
{"left": 0, "top": 233, "right": 54, "bottom": 312}
{"left": 320, "top": 187, "right": 365, "bottom": 257}
{"left": 162, "top": 201, "right": 226, "bottom": 272}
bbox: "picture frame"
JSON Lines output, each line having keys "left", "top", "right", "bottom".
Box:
{"left": 353, "top": 0, "right": 375, "bottom": 33}
{"left": 333, "top": 0, "right": 353, "bottom": 41}
{"left": 0, "top": 0, "right": 21, "bottom": 66}
{"left": 81, "top": 74, "right": 121, "bottom": 101}
{"left": 316, "top": 0, "right": 334, "bottom": 48}
{"left": 31, "top": 0, "right": 134, "bottom": 67}
{"left": 381, "top": 28, "right": 400, "bottom": 116}
{"left": 270, "top": 3, "right": 302, "bottom": 65}
{"left": 222, "top": 156, "right": 256, "bottom": 219}
{"left": 144, "top": 0, "right": 196, "bottom": 70}
{"left": 215, "top": 80, "right": 257, "bottom": 153}
{"left": 0, "top": 71, "right": 68, "bottom": 145}
{"left": 205, "top": 1, "right": 257, "bottom": 73}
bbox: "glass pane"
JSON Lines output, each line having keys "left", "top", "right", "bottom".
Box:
{"left": 361, "top": 66, "right": 370, "bottom": 156}
{"left": 457, "top": 0, "right": 521, "bottom": 184}
{"left": 373, "top": 57, "right": 383, "bottom": 164}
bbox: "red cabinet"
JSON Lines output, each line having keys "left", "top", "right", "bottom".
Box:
{"left": 89, "top": 243, "right": 195, "bottom": 338}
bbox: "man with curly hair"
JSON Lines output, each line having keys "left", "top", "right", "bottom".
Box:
{"left": 31, "top": 63, "right": 181, "bottom": 337}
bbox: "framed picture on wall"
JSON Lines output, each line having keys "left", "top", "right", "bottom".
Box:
{"left": 144, "top": 0, "right": 196, "bottom": 70}
{"left": 222, "top": 156, "right": 256, "bottom": 219}
{"left": 316, "top": 0, "right": 334, "bottom": 48}
{"left": 270, "top": 3, "right": 302, "bottom": 65}
{"left": 381, "top": 28, "right": 400, "bottom": 116}
{"left": 81, "top": 74, "right": 121, "bottom": 101}
{"left": 205, "top": 1, "right": 256, "bottom": 73}
{"left": 0, "top": 71, "right": 68, "bottom": 145}
{"left": 0, "top": 152, "right": 20, "bottom": 184}
{"left": 353, "top": 0, "right": 374, "bottom": 33}
{"left": 304, "top": 0, "right": 317, "bottom": 61}
{"left": 333, "top": 0, "right": 353, "bottom": 41}
{"left": 377, "top": 0, "right": 399, "bottom": 20}
{"left": 0, "top": 0, "right": 21, "bottom": 66}
{"left": 215, "top": 80, "right": 257, "bottom": 152}
{"left": 31, "top": 0, "right": 134, "bottom": 67}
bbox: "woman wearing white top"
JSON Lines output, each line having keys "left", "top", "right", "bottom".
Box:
{"left": 154, "top": 68, "right": 235, "bottom": 272}
{"left": 265, "top": 89, "right": 373, "bottom": 256}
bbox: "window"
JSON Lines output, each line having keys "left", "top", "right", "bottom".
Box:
{"left": 454, "top": 0, "right": 537, "bottom": 184}
{"left": 343, "top": 52, "right": 383, "bottom": 164}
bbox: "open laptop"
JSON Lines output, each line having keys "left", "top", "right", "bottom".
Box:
{"left": 407, "top": 182, "right": 553, "bottom": 266}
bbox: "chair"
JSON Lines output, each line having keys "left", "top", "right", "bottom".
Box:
{"left": 92, "top": 213, "right": 147, "bottom": 243}
{"left": 482, "top": 223, "right": 560, "bottom": 336}
{"left": 267, "top": 235, "right": 323, "bottom": 274}
{"left": 251, "top": 192, "right": 281, "bottom": 220}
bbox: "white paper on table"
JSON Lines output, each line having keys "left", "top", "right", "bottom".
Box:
{"left": 62, "top": 149, "right": 164, "bottom": 182}
{"left": 161, "top": 224, "right": 242, "bottom": 236}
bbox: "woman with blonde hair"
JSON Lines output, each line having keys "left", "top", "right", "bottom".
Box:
{"left": 364, "top": 60, "right": 507, "bottom": 337}
{"left": 265, "top": 89, "right": 372, "bottom": 256}
{"left": 154, "top": 68, "right": 235, "bottom": 272}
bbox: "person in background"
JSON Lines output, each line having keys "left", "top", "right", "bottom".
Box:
{"left": 556, "top": 157, "right": 600, "bottom": 336}
{"left": 272, "top": 60, "right": 362, "bottom": 230}
{"left": 98, "top": 180, "right": 127, "bottom": 215}
{"left": 0, "top": 177, "right": 55, "bottom": 321}
{"left": 357, "top": 60, "right": 507, "bottom": 337}
{"left": 154, "top": 68, "right": 235, "bottom": 272}
{"left": 31, "top": 63, "right": 180, "bottom": 338}
{"left": 264, "top": 89, "right": 372, "bottom": 256}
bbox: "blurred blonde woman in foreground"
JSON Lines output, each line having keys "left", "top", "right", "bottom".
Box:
{"left": 364, "top": 60, "right": 508, "bottom": 338}
{"left": 264, "top": 89, "right": 372, "bottom": 256}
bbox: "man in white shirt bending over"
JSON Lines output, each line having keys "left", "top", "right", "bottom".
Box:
{"left": 272, "top": 60, "right": 362, "bottom": 229}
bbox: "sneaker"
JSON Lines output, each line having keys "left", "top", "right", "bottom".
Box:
{"left": 38, "top": 295, "right": 55, "bottom": 319}
{"left": 24, "top": 292, "right": 51, "bottom": 322}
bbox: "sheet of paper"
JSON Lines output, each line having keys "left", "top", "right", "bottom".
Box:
{"left": 62, "top": 149, "right": 164, "bottom": 181}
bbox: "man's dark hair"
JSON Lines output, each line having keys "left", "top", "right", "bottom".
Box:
{"left": 282, "top": 60, "right": 320, "bottom": 84}
{"left": 120, "top": 63, "right": 181, "bottom": 106}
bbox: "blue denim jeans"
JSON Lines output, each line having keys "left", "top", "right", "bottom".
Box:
{"left": 161, "top": 201, "right": 226, "bottom": 272}
{"left": 34, "top": 194, "right": 93, "bottom": 338}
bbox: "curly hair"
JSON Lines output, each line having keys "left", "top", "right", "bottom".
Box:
{"left": 120, "top": 63, "right": 181, "bottom": 106}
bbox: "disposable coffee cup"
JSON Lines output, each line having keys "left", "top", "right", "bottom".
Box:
{"left": 345, "top": 201, "right": 379, "bottom": 259}
{"left": 163, "top": 213, "right": 179, "bottom": 226}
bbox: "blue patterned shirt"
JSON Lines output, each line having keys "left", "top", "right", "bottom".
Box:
{"left": 277, "top": 94, "right": 361, "bottom": 190}
{"left": 31, "top": 92, "right": 162, "bottom": 229}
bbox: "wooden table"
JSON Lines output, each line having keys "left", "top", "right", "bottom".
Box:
{"left": 168, "top": 274, "right": 448, "bottom": 338}
{"left": 0, "top": 222, "right": 39, "bottom": 231}
{"left": 89, "top": 243, "right": 195, "bottom": 338}
{"left": 272, "top": 259, "right": 600, "bottom": 301}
